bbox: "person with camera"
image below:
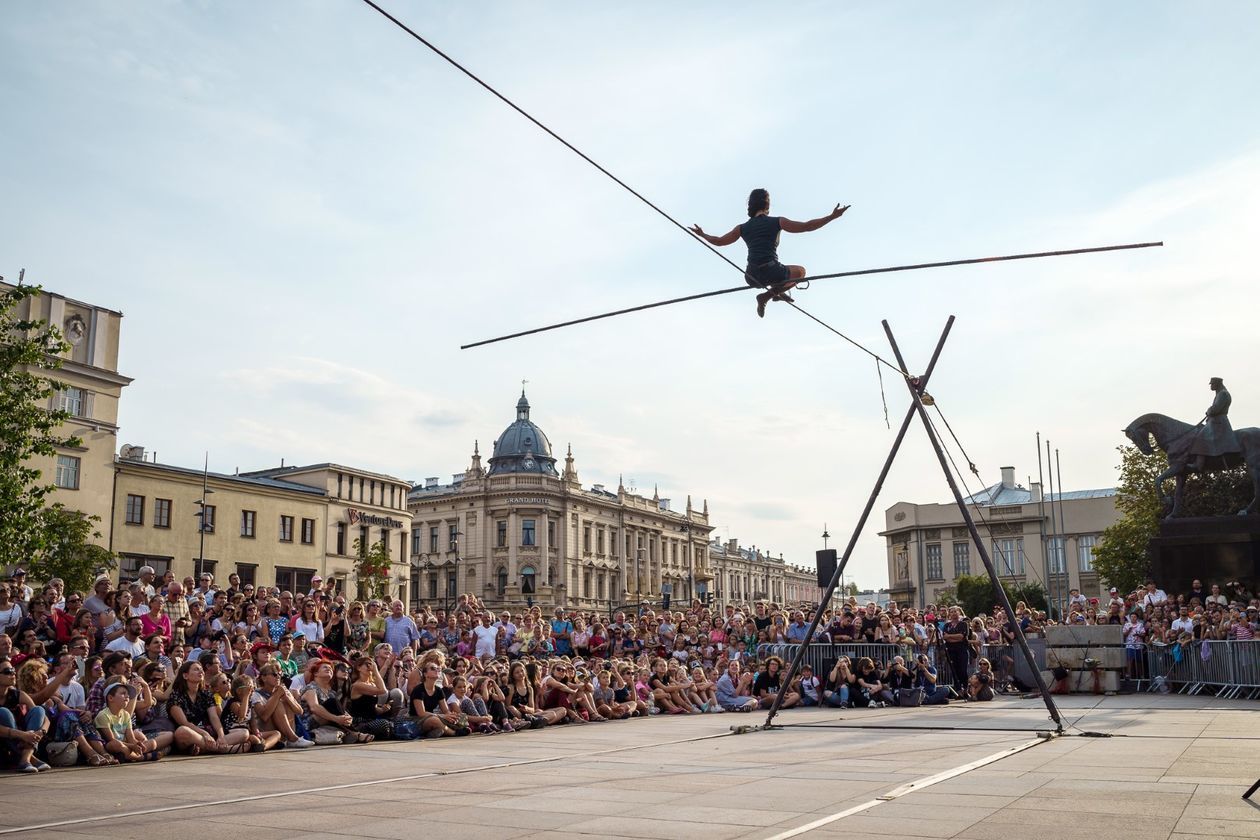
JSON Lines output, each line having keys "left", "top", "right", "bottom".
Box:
{"left": 911, "top": 653, "right": 950, "bottom": 704}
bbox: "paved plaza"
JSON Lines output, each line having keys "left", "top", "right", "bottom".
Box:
{"left": 1, "top": 694, "right": 1256, "bottom": 840}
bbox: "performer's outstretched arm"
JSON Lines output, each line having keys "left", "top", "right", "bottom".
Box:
{"left": 689, "top": 224, "right": 741, "bottom": 246}
{"left": 781, "top": 204, "right": 850, "bottom": 234}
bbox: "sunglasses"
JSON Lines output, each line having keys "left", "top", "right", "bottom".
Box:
{"left": 0, "top": 668, "right": 15, "bottom": 675}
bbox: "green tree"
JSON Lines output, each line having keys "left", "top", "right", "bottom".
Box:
{"left": 353, "top": 537, "right": 393, "bottom": 600}
{"left": 1094, "top": 444, "right": 1251, "bottom": 593}
{"left": 0, "top": 283, "right": 82, "bottom": 571}
{"left": 1009, "top": 580, "right": 1048, "bottom": 614}
{"left": 26, "top": 506, "right": 117, "bottom": 593}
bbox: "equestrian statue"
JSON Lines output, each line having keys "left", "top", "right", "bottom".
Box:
{"left": 1124, "top": 377, "right": 1260, "bottom": 518}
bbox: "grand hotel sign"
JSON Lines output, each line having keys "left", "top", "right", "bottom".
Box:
{"left": 345, "top": 508, "right": 404, "bottom": 529}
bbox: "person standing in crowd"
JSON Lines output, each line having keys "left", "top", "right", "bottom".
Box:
{"left": 941, "top": 606, "right": 971, "bottom": 692}
{"left": 384, "top": 600, "right": 420, "bottom": 654}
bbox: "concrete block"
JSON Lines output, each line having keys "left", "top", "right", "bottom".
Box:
{"left": 1046, "top": 647, "right": 1126, "bottom": 669}
{"left": 1041, "top": 669, "right": 1121, "bottom": 693}
{"left": 1044, "top": 625, "right": 1122, "bottom": 646}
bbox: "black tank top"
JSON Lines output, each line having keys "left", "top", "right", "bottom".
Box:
{"left": 740, "top": 215, "right": 781, "bottom": 265}
{"left": 510, "top": 686, "right": 531, "bottom": 708}
{"left": 349, "top": 690, "right": 378, "bottom": 720}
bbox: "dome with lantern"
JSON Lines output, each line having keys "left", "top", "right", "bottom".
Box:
{"left": 487, "top": 390, "right": 558, "bottom": 476}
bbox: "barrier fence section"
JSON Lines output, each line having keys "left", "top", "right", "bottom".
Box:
{"left": 757, "top": 639, "right": 1260, "bottom": 700}
{"left": 1145, "top": 639, "right": 1260, "bottom": 699}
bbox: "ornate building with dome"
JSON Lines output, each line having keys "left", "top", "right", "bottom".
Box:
{"left": 406, "top": 391, "right": 716, "bottom": 612}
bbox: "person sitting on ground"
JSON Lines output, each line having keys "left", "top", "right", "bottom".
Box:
{"left": 753, "top": 656, "right": 799, "bottom": 710}
{"left": 715, "top": 659, "right": 758, "bottom": 712}
{"left": 303, "top": 659, "right": 371, "bottom": 745}
{"left": 794, "top": 663, "right": 822, "bottom": 707}
{"left": 1, "top": 656, "right": 49, "bottom": 773}
{"left": 911, "top": 654, "right": 950, "bottom": 705}
{"left": 346, "top": 654, "right": 395, "bottom": 740}
{"left": 822, "top": 657, "right": 854, "bottom": 708}
{"left": 966, "top": 672, "right": 995, "bottom": 702}
{"left": 220, "top": 675, "right": 280, "bottom": 753}
{"left": 648, "top": 657, "right": 691, "bottom": 715}
{"left": 168, "top": 660, "right": 228, "bottom": 754}
{"left": 95, "top": 682, "right": 159, "bottom": 762}
{"left": 409, "top": 660, "right": 462, "bottom": 737}
{"left": 852, "top": 657, "right": 889, "bottom": 708}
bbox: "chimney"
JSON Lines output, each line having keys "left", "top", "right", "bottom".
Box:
{"left": 727, "top": 538, "right": 739, "bottom": 553}
{"left": 658, "top": 497, "right": 670, "bottom": 511}
{"left": 425, "top": 477, "right": 439, "bottom": 489}
{"left": 592, "top": 484, "right": 605, "bottom": 493}
{"left": 1000, "top": 466, "right": 1015, "bottom": 489}
{"left": 1030, "top": 481, "right": 1043, "bottom": 503}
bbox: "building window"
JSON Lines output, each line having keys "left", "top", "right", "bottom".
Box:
{"left": 583, "top": 525, "right": 591, "bottom": 553}
{"left": 359, "top": 525, "right": 369, "bottom": 555}
{"left": 337, "top": 473, "right": 344, "bottom": 499}
{"left": 358, "top": 477, "right": 364, "bottom": 502}
{"left": 447, "top": 570, "right": 456, "bottom": 598}
{"left": 380, "top": 528, "right": 390, "bottom": 555}
{"left": 1047, "top": 537, "right": 1066, "bottom": 574}
{"left": 336, "top": 522, "right": 346, "bottom": 555}
{"left": 548, "top": 520, "right": 557, "bottom": 547}
{"left": 583, "top": 569, "right": 592, "bottom": 597}
{"left": 496, "top": 521, "right": 507, "bottom": 548}
{"left": 275, "top": 567, "right": 315, "bottom": 594}
{"left": 279, "top": 515, "right": 294, "bottom": 543}
{"left": 241, "top": 510, "right": 256, "bottom": 538}
{"left": 199, "top": 504, "right": 216, "bottom": 533}
{"left": 301, "top": 518, "right": 315, "bottom": 545}
{"left": 521, "top": 565, "right": 536, "bottom": 594}
{"left": 429, "top": 526, "right": 438, "bottom": 554}
{"left": 55, "top": 455, "right": 80, "bottom": 490}
{"left": 118, "top": 554, "right": 171, "bottom": 580}
{"left": 952, "top": 542, "right": 970, "bottom": 577}
{"left": 925, "top": 544, "right": 943, "bottom": 581}
{"left": 1078, "top": 535, "right": 1098, "bottom": 572}
{"left": 389, "top": 486, "right": 395, "bottom": 508}
{"left": 597, "top": 528, "right": 605, "bottom": 555}
{"left": 993, "top": 538, "right": 1024, "bottom": 576}
{"left": 496, "top": 567, "right": 508, "bottom": 596}
{"left": 58, "top": 386, "right": 85, "bottom": 416}
{"left": 193, "top": 558, "right": 217, "bottom": 579}
{"left": 154, "top": 498, "right": 171, "bottom": 529}
{"left": 448, "top": 524, "right": 458, "bottom": 552}
{"left": 236, "top": 564, "right": 257, "bottom": 586}
{"left": 125, "top": 494, "right": 145, "bottom": 525}
{"left": 522, "top": 519, "right": 536, "bottom": 547}
{"left": 370, "top": 480, "right": 376, "bottom": 506}
{"left": 428, "top": 573, "right": 438, "bottom": 600}
{"left": 411, "top": 528, "right": 422, "bottom": 557}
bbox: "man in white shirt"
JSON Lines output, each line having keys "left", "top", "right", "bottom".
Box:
{"left": 1141, "top": 581, "right": 1169, "bottom": 609}
{"left": 472, "top": 613, "right": 499, "bottom": 659}
{"left": 83, "top": 576, "right": 113, "bottom": 616}
{"left": 136, "top": 566, "right": 158, "bottom": 600}
{"left": 10, "top": 569, "right": 33, "bottom": 603}
{"left": 105, "top": 617, "right": 146, "bottom": 658}
{"left": 1170, "top": 606, "right": 1195, "bottom": 636}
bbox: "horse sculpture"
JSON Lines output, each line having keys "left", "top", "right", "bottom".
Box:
{"left": 1124, "top": 413, "right": 1260, "bottom": 518}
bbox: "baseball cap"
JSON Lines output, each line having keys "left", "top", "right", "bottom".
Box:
{"left": 311, "top": 575, "right": 323, "bottom": 583}
{"left": 250, "top": 640, "right": 274, "bottom": 655}
{"left": 1109, "top": 587, "right": 1118, "bottom": 594}
{"left": 12, "top": 568, "right": 26, "bottom": 576}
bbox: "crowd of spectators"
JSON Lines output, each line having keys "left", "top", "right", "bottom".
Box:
{"left": 0, "top": 563, "right": 1256, "bottom": 774}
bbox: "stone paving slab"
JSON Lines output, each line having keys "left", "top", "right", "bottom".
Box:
{"left": 1, "top": 695, "right": 1256, "bottom": 839}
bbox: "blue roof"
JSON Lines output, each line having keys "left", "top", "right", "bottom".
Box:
{"left": 962, "top": 482, "right": 1115, "bottom": 506}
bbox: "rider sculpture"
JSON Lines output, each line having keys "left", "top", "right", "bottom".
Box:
{"left": 1125, "top": 377, "right": 1259, "bottom": 518}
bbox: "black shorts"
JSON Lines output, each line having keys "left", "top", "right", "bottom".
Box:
{"left": 745, "top": 260, "right": 790, "bottom": 288}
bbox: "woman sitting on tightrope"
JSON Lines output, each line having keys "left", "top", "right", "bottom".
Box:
{"left": 691, "top": 188, "right": 849, "bottom": 318}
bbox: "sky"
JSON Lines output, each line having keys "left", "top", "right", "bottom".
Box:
{"left": 3, "top": 2, "right": 1259, "bottom": 590}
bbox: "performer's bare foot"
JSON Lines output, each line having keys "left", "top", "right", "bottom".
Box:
{"left": 756, "top": 291, "right": 772, "bottom": 318}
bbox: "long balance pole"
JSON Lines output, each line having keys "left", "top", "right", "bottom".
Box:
{"left": 883, "top": 321, "right": 1063, "bottom": 730}
{"left": 763, "top": 316, "right": 956, "bottom": 727}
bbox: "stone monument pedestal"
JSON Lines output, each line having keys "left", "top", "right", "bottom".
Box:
{"left": 1148, "top": 515, "right": 1260, "bottom": 596}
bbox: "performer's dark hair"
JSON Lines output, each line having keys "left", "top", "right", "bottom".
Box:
{"left": 747, "top": 188, "right": 769, "bottom": 218}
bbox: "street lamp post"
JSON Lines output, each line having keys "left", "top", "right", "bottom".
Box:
{"left": 445, "top": 530, "right": 463, "bottom": 614}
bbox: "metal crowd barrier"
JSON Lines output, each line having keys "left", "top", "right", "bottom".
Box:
{"left": 1145, "top": 639, "right": 1260, "bottom": 699}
